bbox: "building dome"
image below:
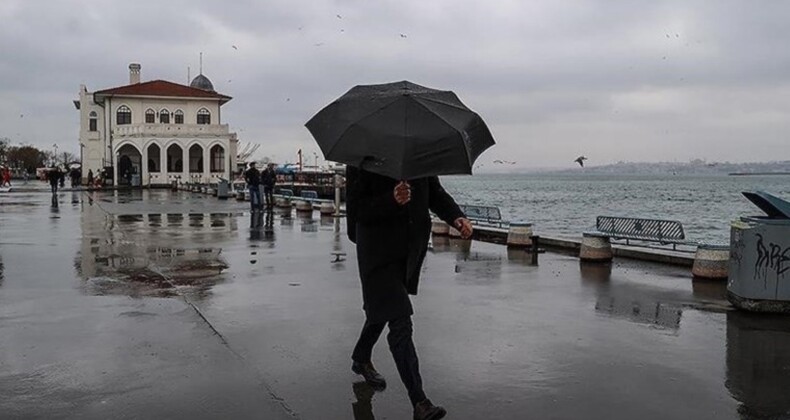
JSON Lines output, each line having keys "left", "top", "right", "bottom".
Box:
{"left": 190, "top": 74, "right": 215, "bottom": 92}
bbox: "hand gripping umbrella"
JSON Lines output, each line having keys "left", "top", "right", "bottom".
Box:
{"left": 305, "top": 81, "right": 495, "bottom": 180}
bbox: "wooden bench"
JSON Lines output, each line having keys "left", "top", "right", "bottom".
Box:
{"left": 588, "top": 216, "right": 698, "bottom": 251}
{"left": 458, "top": 204, "right": 509, "bottom": 229}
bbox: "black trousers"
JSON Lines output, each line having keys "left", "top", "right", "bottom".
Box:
{"left": 263, "top": 186, "right": 274, "bottom": 207}
{"left": 352, "top": 316, "right": 426, "bottom": 406}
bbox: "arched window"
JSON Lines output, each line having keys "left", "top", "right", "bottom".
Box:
{"left": 189, "top": 144, "right": 203, "bottom": 172}
{"left": 174, "top": 109, "right": 184, "bottom": 124}
{"left": 197, "top": 108, "right": 211, "bottom": 125}
{"left": 145, "top": 109, "right": 155, "bottom": 124}
{"left": 159, "top": 108, "right": 170, "bottom": 124}
{"left": 89, "top": 111, "right": 98, "bottom": 132}
{"left": 210, "top": 145, "right": 225, "bottom": 172}
{"left": 116, "top": 105, "right": 131, "bottom": 125}
{"left": 147, "top": 144, "right": 161, "bottom": 172}
{"left": 167, "top": 144, "right": 183, "bottom": 172}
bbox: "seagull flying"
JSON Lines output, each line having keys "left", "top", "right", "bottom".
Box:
{"left": 232, "top": 45, "right": 238, "bottom": 50}
{"left": 574, "top": 156, "right": 588, "bottom": 167}
{"left": 400, "top": 33, "right": 407, "bottom": 38}
{"left": 336, "top": 14, "right": 342, "bottom": 19}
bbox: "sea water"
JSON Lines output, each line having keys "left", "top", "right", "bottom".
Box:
{"left": 441, "top": 174, "right": 790, "bottom": 244}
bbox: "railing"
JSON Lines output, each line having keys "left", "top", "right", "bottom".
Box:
{"left": 114, "top": 123, "right": 232, "bottom": 137}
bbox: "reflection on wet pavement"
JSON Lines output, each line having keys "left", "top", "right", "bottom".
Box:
{"left": 3, "top": 188, "right": 790, "bottom": 419}
{"left": 76, "top": 199, "right": 235, "bottom": 299}
{"left": 352, "top": 381, "right": 376, "bottom": 420}
{"left": 726, "top": 312, "right": 790, "bottom": 419}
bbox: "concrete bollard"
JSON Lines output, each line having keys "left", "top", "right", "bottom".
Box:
{"left": 201, "top": 186, "right": 207, "bottom": 194}
{"left": 208, "top": 188, "right": 215, "bottom": 196}
{"left": 244, "top": 191, "right": 250, "bottom": 201}
{"left": 431, "top": 220, "right": 450, "bottom": 236}
{"left": 579, "top": 233, "right": 613, "bottom": 262}
{"left": 692, "top": 244, "right": 729, "bottom": 280}
{"left": 448, "top": 225, "right": 462, "bottom": 238}
{"left": 319, "top": 202, "right": 335, "bottom": 215}
{"left": 295, "top": 200, "right": 312, "bottom": 212}
{"left": 276, "top": 197, "right": 291, "bottom": 208}
{"left": 236, "top": 190, "right": 245, "bottom": 201}
{"left": 506, "top": 222, "right": 533, "bottom": 248}
{"left": 171, "top": 181, "right": 178, "bottom": 192}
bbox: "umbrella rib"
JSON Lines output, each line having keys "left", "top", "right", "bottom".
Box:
{"left": 416, "top": 94, "right": 470, "bottom": 112}
{"left": 411, "top": 97, "right": 475, "bottom": 167}
{"left": 322, "top": 98, "right": 401, "bottom": 162}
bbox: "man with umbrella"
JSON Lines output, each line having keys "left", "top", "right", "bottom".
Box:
{"left": 307, "top": 81, "right": 494, "bottom": 420}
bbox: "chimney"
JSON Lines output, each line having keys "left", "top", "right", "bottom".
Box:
{"left": 129, "top": 63, "right": 141, "bottom": 84}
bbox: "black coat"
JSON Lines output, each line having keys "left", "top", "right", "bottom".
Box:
{"left": 346, "top": 167, "right": 464, "bottom": 322}
{"left": 244, "top": 168, "right": 261, "bottom": 186}
{"left": 261, "top": 168, "right": 276, "bottom": 188}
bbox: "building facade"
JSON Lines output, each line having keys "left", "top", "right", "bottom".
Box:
{"left": 75, "top": 63, "right": 238, "bottom": 187}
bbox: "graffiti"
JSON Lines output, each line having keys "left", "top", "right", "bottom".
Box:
{"left": 731, "top": 234, "right": 745, "bottom": 267}
{"left": 754, "top": 233, "right": 790, "bottom": 284}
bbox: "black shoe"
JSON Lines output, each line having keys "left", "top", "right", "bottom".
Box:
{"left": 351, "top": 361, "right": 386, "bottom": 390}
{"left": 413, "top": 399, "right": 446, "bottom": 420}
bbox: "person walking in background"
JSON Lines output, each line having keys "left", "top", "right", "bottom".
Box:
{"left": 86, "top": 169, "right": 94, "bottom": 189}
{"left": 346, "top": 166, "right": 473, "bottom": 420}
{"left": 1, "top": 167, "right": 11, "bottom": 187}
{"left": 244, "top": 162, "right": 262, "bottom": 210}
{"left": 48, "top": 167, "right": 61, "bottom": 194}
{"left": 261, "top": 163, "right": 276, "bottom": 208}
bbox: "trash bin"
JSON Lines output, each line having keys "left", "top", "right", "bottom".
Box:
{"left": 217, "top": 178, "right": 230, "bottom": 200}
{"left": 728, "top": 191, "right": 790, "bottom": 313}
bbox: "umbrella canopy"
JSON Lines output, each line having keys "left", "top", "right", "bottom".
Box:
{"left": 305, "top": 80, "right": 495, "bottom": 180}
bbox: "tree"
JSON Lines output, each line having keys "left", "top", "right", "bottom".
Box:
{"left": 61, "top": 151, "right": 77, "bottom": 166}
{"left": 6, "top": 145, "right": 49, "bottom": 174}
{"left": 0, "top": 137, "right": 9, "bottom": 164}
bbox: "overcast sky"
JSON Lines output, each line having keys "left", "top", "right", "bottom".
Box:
{"left": 1, "top": 0, "right": 789, "bottom": 169}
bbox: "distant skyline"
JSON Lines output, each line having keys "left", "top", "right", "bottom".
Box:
{"left": 1, "top": 0, "right": 789, "bottom": 169}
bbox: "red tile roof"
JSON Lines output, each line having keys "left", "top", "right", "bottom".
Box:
{"left": 93, "top": 80, "right": 231, "bottom": 102}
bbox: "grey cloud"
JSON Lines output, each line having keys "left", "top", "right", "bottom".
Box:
{"left": 1, "top": 0, "right": 790, "bottom": 167}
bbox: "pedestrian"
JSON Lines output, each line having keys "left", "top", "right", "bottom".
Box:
{"left": 1, "top": 167, "right": 11, "bottom": 187}
{"left": 346, "top": 167, "right": 473, "bottom": 420}
{"left": 48, "top": 167, "right": 60, "bottom": 194}
{"left": 59, "top": 168, "right": 65, "bottom": 188}
{"left": 261, "top": 164, "right": 276, "bottom": 208}
{"left": 244, "top": 162, "right": 262, "bottom": 210}
{"left": 87, "top": 169, "right": 94, "bottom": 189}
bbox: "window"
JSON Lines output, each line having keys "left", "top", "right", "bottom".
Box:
{"left": 210, "top": 145, "right": 225, "bottom": 172}
{"left": 116, "top": 105, "right": 131, "bottom": 125}
{"left": 174, "top": 110, "right": 184, "bottom": 124}
{"left": 159, "top": 109, "right": 170, "bottom": 124}
{"left": 89, "top": 111, "right": 97, "bottom": 132}
{"left": 197, "top": 108, "right": 211, "bottom": 125}
{"left": 145, "top": 109, "right": 155, "bottom": 123}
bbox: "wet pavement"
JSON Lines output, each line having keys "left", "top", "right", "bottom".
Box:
{"left": 1, "top": 189, "right": 790, "bottom": 419}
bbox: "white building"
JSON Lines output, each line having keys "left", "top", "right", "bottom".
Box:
{"left": 74, "top": 63, "right": 238, "bottom": 187}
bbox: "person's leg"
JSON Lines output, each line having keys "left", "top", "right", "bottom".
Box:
{"left": 352, "top": 318, "right": 388, "bottom": 389}
{"left": 249, "top": 186, "right": 259, "bottom": 210}
{"left": 352, "top": 319, "right": 386, "bottom": 363}
{"left": 387, "top": 316, "right": 427, "bottom": 406}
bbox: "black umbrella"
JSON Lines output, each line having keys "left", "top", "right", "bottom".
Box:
{"left": 305, "top": 81, "right": 495, "bottom": 180}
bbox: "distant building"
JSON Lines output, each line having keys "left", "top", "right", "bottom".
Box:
{"left": 74, "top": 63, "right": 238, "bottom": 187}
